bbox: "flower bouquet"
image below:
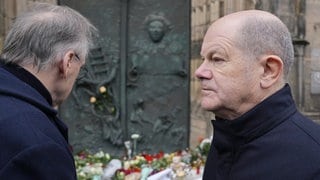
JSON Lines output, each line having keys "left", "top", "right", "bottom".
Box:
{"left": 74, "top": 137, "right": 211, "bottom": 180}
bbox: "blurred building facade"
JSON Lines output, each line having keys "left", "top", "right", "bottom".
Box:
{"left": 1, "top": 0, "right": 319, "bottom": 149}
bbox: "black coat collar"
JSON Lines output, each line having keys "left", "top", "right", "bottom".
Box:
{"left": 1, "top": 62, "right": 53, "bottom": 105}
{"left": 212, "top": 84, "right": 297, "bottom": 151}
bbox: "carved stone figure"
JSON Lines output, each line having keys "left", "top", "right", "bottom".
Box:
{"left": 72, "top": 45, "right": 123, "bottom": 146}
{"left": 126, "top": 12, "right": 188, "bottom": 152}
{"left": 128, "top": 13, "right": 186, "bottom": 82}
{"left": 130, "top": 98, "right": 152, "bottom": 127}
{"left": 144, "top": 12, "right": 172, "bottom": 43}
{"left": 147, "top": 20, "right": 165, "bottom": 43}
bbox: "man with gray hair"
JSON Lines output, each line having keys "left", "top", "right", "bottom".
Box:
{"left": 196, "top": 10, "right": 320, "bottom": 179}
{"left": 0, "top": 3, "right": 96, "bottom": 179}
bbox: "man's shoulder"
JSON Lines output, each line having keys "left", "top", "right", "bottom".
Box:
{"left": 0, "top": 141, "right": 76, "bottom": 179}
{"left": 289, "top": 112, "right": 320, "bottom": 146}
{"left": 0, "top": 103, "right": 67, "bottom": 157}
{"left": 0, "top": 94, "right": 48, "bottom": 122}
{"left": 0, "top": 111, "right": 71, "bottom": 172}
{"left": 0, "top": 70, "right": 55, "bottom": 110}
{"left": 0, "top": 109, "right": 60, "bottom": 148}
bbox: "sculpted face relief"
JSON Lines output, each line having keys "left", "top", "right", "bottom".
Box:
{"left": 148, "top": 20, "right": 165, "bottom": 42}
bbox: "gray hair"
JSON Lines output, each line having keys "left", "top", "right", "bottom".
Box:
{"left": 236, "top": 13, "right": 294, "bottom": 80}
{"left": 0, "top": 3, "right": 97, "bottom": 70}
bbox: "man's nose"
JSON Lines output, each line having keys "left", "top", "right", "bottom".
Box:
{"left": 195, "top": 63, "right": 212, "bottom": 80}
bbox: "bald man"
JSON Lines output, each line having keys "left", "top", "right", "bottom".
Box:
{"left": 196, "top": 10, "right": 320, "bottom": 179}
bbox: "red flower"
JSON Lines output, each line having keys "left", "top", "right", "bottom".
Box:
{"left": 176, "top": 150, "right": 182, "bottom": 156}
{"left": 154, "top": 151, "right": 164, "bottom": 159}
{"left": 131, "top": 167, "right": 141, "bottom": 173}
{"left": 77, "top": 151, "right": 88, "bottom": 159}
{"left": 142, "top": 154, "right": 153, "bottom": 162}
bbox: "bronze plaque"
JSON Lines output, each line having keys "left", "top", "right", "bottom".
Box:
{"left": 59, "top": 0, "right": 190, "bottom": 156}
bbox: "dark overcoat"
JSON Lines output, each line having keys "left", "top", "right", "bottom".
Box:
{"left": 203, "top": 84, "right": 320, "bottom": 180}
{"left": 0, "top": 66, "right": 76, "bottom": 179}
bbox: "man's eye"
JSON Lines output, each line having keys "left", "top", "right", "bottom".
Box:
{"left": 211, "top": 57, "right": 224, "bottom": 62}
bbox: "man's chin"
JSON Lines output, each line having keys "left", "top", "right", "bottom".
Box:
{"left": 200, "top": 102, "right": 218, "bottom": 112}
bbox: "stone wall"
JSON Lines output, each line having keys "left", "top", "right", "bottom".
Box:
{"left": 0, "top": 0, "right": 57, "bottom": 51}
{"left": 303, "top": 0, "right": 320, "bottom": 123}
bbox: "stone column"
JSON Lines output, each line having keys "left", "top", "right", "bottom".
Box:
{"left": 293, "top": 40, "right": 309, "bottom": 110}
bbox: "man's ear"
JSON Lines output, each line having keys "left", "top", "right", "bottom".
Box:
{"left": 58, "top": 51, "right": 75, "bottom": 79}
{"left": 259, "top": 55, "right": 283, "bottom": 88}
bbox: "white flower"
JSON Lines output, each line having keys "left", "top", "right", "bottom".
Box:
{"left": 105, "top": 153, "right": 110, "bottom": 159}
{"left": 129, "top": 160, "right": 136, "bottom": 165}
{"left": 131, "top": 134, "right": 140, "bottom": 139}
{"left": 164, "top": 153, "right": 170, "bottom": 158}
{"left": 200, "top": 138, "right": 211, "bottom": 149}
{"left": 78, "top": 171, "right": 86, "bottom": 177}
{"left": 123, "top": 161, "right": 130, "bottom": 170}
{"left": 94, "top": 151, "right": 104, "bottom": 158}
{"left": 136, "top": 156, "right": 145, "bottom": 161}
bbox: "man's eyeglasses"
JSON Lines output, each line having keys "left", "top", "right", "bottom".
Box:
{"left": 74, "top": 54, "right": 88, "bottom": 81}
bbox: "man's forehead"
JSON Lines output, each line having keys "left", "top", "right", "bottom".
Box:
{"left": 200, "top": 41, "right": 215, "bottom": 56}
{"left": 200, "top": 35, "right": 234, "bottom": 56}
